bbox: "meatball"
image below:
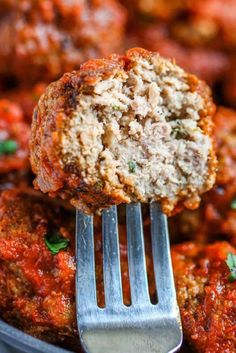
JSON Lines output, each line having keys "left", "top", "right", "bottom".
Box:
{"left": 0, "top": 99, "right": 29, "bottom": 173}
{"left": 0, "top": 188, "right": 155, "bottom": 347}
{"left": 134, "top": 25, "right": 229, "bottom": 86}
{"left": 0, "top": 0, "right": 127, "bottom": 84}
{"left": 170, "top": 107, "right": 236, "bottom": 246}
{"left": 172, "top": 241, "right": 236, "bottom": 353}
{"left": 30, "top": 48, "right": 217, "bottom": 215}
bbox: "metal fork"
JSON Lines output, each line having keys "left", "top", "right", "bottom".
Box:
{"left": 76, "top": 203, "right": 182, "bottom": 353}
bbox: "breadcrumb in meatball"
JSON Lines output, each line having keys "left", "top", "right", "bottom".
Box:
{"left": 172, "top": 241, "right": 236, "bottom": 353}
{"left": 30, "top": 48, "right": 217, "bottom": 215}
{"left": 0, "top": 0, "right": 127, "bottom": 84}
{"left": 0, "top": 99, "right": 30, "bottom": 173}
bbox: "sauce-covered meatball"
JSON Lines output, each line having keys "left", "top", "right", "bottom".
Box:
{"left": 30, "top": 48, "right": 217, "bottom": 215}
{"left": 172, "top": 241, "right": 236, "bottom": 353}
{"left": 0, "top": 99, "right": 29, "bottom": 173}
{"left": 0, "top": 0, "right": 127, "bottom": 84}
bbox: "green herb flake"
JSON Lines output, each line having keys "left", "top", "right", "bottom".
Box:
{"left": 230, "top": 198, "right": 236, "bottom": 210}
{"left": 225, "top": 252, "right": 236, "bottom": 282}
{"left": 112, "top": 106, "right": 120, "bottom": 111}
{"left": 0, "top": 139, "right": 18, "bottom": 156}
{"left": 128, "top": 161, "right": 136, "bottom": 173}
{"left": 45, "top": 231, "right": 70, "bottom": 255}
{"left": 171, "top": 127, "right": 188, "bottom": 140}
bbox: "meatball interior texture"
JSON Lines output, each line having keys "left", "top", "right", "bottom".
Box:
{"left": 0, "top": 0, "right": 126, "bottom": 84}
{"left": 172, "top": 241, "right": 236, "bottom": 353}
{"left": 30, "top": 48, "right": 217, "bottom": 215}
{"left": 0, "top": 99, "right": 30, "bottom": 173}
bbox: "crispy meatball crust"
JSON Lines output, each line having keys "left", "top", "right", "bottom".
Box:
{"left": 0, "top": 99, "right": 30, "bottom": 173}
{"left": 30, "top": 48, "right": 217, "bottom": 215}
{"left": 172, "top": 241, "right": 236, "bottom": 353}
{"left": 0, "top": 0, "right": 127, "bottom": 84}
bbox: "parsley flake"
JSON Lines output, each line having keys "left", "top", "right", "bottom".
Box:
{"left": 226, "top": 252, "right": 236, "bottom": 282}
{"left": 45, "top": 231, "right": 70, "bottom": 255}
{"left": 230, "top": 198, "right": 236, "bottom": 210}
{"left": 171, "top": 127, "right": 188, "bottom": 140}
{"left": 0, "top": 139, "right": 18, "bottom": 156}
{"left": 128, "top": 161, "right": 136, "bottom": 173}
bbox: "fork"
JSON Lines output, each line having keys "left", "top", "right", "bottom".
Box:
{"left": 75, "top": 203, "right": 183, "bottom": 353}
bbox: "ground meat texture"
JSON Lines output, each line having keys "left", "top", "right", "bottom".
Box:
{"left": 129, "top": 25, "right": 229, "bottom": 86}
{"left": 0, "top": 0, "right": 126, "bottom": 85}
{"left": 172, "top": 241, "right": 236, "bottom": 353}
{"left": 30, "top": 48, "right": 217, "bottom": 215}
{"left": 0, "top": 189, "right": 155, "bottom": 348}
{"left": 0, "top": 99, "right": 29, "bottom": 173}
{"left": 170, "top": 107, "right": 236, "bottom": 246}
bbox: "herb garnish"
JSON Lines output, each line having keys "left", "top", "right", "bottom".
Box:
{"left": 0, "top": 139, "right": 18, "bottom": 156}
{"left": 45, "top": 231, "right": 70, "bottom": 255}
{"left": 171, "top": 127, "right": 188, "bottom": 140}
{"left": 230, "top": 198, "right": 236, "bottom": 210}
{"left": 225, "top": 252, "right": 236, "bottom": 282}
{"left": 128, "top": 161, "right": 136, "bottom": 173}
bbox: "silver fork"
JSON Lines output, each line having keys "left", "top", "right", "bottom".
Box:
{"left": 76, "top": 203, "right": 182, "bottom": 353}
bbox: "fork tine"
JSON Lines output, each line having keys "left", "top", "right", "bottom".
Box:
{"left": 126, "top": 203, "right": 150, "bottom": 306}
{"left": 150, "top": 202, "right": 176, "bottom": 311}
{"left": 102, "top": 206, "right": 123, "bottom": 307}
{"left": 76, "top": 210, "right": 97, "bottom": 311}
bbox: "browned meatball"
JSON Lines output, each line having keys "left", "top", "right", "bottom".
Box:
{"left": 0, "top": 0, "right": 127, "bottom": 85}
{"left": 30, "top": 48, "right": 217, "bottom": 215}
{"left": 170, "top": 106, "right": 236, "bottom": 246}
{"left": 172, "top": 241, "right": 236, "bottom": 353}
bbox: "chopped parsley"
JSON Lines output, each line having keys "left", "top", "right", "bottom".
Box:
{"left": 112, "top": 105, "right": 120, "bottom": 111}
{"left": 171, "top": 127, "right": 188, "bottom": 140}
{"left": 128, "top": 161, "right": 136, "bottom": 173}
{"left": 45, "top": 231, "right": 70, "bottom": 255}
{"left": 225, "top": 252, "right": 236, "bottom": 282}
{"left": 0, "top": 139, "right": 18, "bottom": 156}
{"left": 230, "top": 198, "right": 236, "bottom": 210}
